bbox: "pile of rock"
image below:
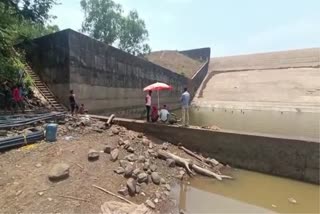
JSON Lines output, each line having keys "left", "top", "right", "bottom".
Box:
{"left": 87, "top": 126, "right": 176, "bottom": 209}
{"left": 57, "top": 115, "right": 108, "bottom": 137}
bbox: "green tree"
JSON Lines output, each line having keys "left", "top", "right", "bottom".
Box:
{"left": 0, "top": 0, "right": 58, "bottom": 82}
{"left": 80, "top": 0, "right": 151, "bottom": 56}
{"left": 118, "top": 10, "right": 151, "bottom": 56}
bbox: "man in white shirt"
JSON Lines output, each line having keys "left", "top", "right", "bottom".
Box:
{"left": 159, "top": 105, "right": 170, "bottom": 123}
{"left": 145, "top": 90, "right": 152, "bottom": 122}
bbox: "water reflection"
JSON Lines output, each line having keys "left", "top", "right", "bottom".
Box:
{"left": 173, "top": 107, "right": 320, "bottom": 139}
{"left": 174, "top": 169, "right": 320, "bottom": 213}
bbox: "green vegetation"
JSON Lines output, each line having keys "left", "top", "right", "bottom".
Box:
{"left": 0, "top": 0, "right": 59, "bottom": 83}
{"left": 80, "top": 0, "right": 151, "bottom": 56}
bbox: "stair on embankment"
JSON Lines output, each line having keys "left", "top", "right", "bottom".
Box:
{"left": 25, "top": 66, "right": 66, "bottom": 112}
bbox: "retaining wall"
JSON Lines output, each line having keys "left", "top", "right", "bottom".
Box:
{"left": 93, "top": 115, "right": 320, "bottom": 184}
{"left": 21, "top": 29, "right": 212, "bottom": 118}
{"left": 21, "top": 31, "right": 71, "bottom": 105}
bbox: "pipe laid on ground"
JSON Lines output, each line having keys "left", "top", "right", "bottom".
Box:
{"left": 0, "top": 129, "right": 45, "bottom": 150}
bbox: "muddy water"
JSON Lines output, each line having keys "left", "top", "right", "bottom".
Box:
{"left": 171, "top": 107, "right": 319, "bottom": 213}
{"left": 173, "top": 169, "right": 320, "bottom": 213}
{"left": 174, "top": 107, "right": 320, "bottom": 139}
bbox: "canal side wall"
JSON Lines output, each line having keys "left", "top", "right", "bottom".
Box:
{"left": 93, "top": 115, "right": 320, "bottom": 184}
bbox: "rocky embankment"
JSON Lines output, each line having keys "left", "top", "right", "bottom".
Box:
{"left": 0, "top": 115, "right": 232, "bottom": 213}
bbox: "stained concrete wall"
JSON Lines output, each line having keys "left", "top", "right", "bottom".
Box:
{"left": 67, "top": 30, "right": 189, "bottom": 117}
{"left": 93, "top": 115, "right": 320, "bottom": 184}
{"left": 212, "top": 48, "right": 320, "bottom": 72}
{"left": 21, "top": 30, "right": 70, "bottom": 105}
{"left": 22, "top": 29, "right": 203, "bottom": 117}
{"left": 190, "top": 60, "right": 209, "bottom": 94}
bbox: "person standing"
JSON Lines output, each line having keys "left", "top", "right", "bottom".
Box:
{"left": 69, "top": 90, "right": 78, "bottom": 116}
{"left": 12, "top": 84, "right": 24, "bottom": 113}
{"left": 180, "top": 87, "right": 190, "bottom": 126}
{"left": 145, "top": 90, "right": 152, "bottom": 122}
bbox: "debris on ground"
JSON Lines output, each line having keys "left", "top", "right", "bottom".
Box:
{"left": 0, "top": 113, "right": 232, "bottom": 213}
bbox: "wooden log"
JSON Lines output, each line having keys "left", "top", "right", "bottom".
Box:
{"left": 105, "top": 114, "right": 115, "bottom": 127}
{"left": 179, "top": 146, "right": 212, "bottom": 168}
{"left": 157, "top": 150, "right": 194, "bottom": 175}
{"left": 191, "top": 164, "right": 222, "bottom": 180}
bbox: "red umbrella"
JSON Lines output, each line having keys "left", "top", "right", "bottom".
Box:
{"left": 143, "top": 82, "right": 173, "bottom": 109}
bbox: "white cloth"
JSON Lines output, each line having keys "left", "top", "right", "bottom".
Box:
{"left": 146, "top": 94, "right": 151, "bottom": 106}
{"left": 159, "top": 109, "right": 169, "bottom": 122}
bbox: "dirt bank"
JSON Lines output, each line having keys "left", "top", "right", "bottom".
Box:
{"left": 0, "top": 116, "right": 230, "bottom": 213}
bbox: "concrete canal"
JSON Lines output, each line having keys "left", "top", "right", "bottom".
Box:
{"left": 174, "top": 107, "right": 320, "bottom": 139}
{"left": 170, "top": 107, "right": 320, "bottom": 213}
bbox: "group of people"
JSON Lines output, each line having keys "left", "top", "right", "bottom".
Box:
{"left": 145, "top": 87, "right": 190, "bottom": 126}
{"left": 0, "top": 81, "right": 28, "bottom": 113}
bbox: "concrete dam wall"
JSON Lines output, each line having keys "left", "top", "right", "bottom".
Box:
{"left": 22, "top": 29, "right": 210, "bottom": 118}
{"left": 211, "top": 48, "right": 320, "bottom": 72}
{"left": 194, "top": 48, "right": 320, "bottom": 111}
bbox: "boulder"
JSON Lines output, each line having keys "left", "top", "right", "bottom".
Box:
{"left": 166, "top": 159, "right": 176, "bottom": 167}
{"left": 142, "top": 138, "right": 149, "bottom": 146}
{"left": 126, "top": 178, "right": 136, "bottom": 196}
{"left": 112, "top": 128, "right": 120, "bottom": 135}
{"left": 126, "top": 146, "right": 135, "bottom": 153}
{"left": 148, "top": 142, "right": 153, "bottom": 149}
{"left": 151, "top": 172, "right": 161, "bottom": 185}
{"left": 124, "top": 154, "right": 137, "bottom": 162}
{"left": 103, "top": 145, "right": 113, "bottom": 154}
{"left": 124, "top": 165, "right": 134, "bottom": 178}
{"left": 164, "top": 184, "right": 171, "bottom": 191}
{"left": 119, "top": 160, "right": 130, "bottom": 168}
{"left": 88, "top": 149, "right": 99, "bottom": 161}
{"left": 110, "top": 149, "right": 119, "bottom": 161}
{"left": 135, "top": 185, "right": 141, "bottom": 194}
{"left": 132, "top": 168, "right": 141, "bottom": 178}
{"left": 150, "top": 164, "right": 157, "bottom": 172}
{"left": 145, "top": 200, "right": 155, "bottom": 209}
{"left": 118, "top": 187, "right": 129, "bottom": 196}
{"left": 123, "top": 140, "right": 130, "bottom": 149}
{"left": 137, "top": 156, "right": 145, "bottom": 163}
{"left": 137, "top": 133, "right": 143, "bottom": 138}
{"left": 143, "top": 162, "right": 150, "bottom": 171}
{"left": 114, "top": 167, "right": 125, "bottom": 174}
{"left": 160, "top": 178, "right": 166, "bottom": 184}
{"left": 48, "top": 163, "right": 70, "bottom": 182}
{"left": 118, "top": 138, "right": 125, "bottom": 146}
{"left": 161, "top": 142, "right": 169, "bottom": 150}
{"left": 137, "top": 172, "right": 148, "bottom": 183}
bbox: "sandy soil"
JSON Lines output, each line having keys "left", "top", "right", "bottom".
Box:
{"left": 0, "top": 126, "right": 187, "bottom": 213}
{"left": 145, "top": 51, "right": 203, "bottom": 78}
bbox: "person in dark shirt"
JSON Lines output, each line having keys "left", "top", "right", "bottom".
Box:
{"left": 69, "top": 90, "right": 78, "bottom": 116}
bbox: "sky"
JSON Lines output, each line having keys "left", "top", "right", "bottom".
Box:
{"left": 50, "top": 0, "right": 320, "bottom": 57}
